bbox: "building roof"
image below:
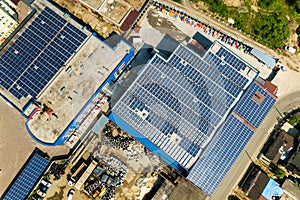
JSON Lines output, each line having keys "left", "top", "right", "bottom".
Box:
{"left": 120, "top": 9, "right": 140, "bottom": 31}
{"left": 191, "top": 32, "right": 213, "bottom": 51}
{"left": 112, "top": 42, "right": 257, "bottom": 169}
{"left": 247, "top": 170, "right": 270, "bottom": 200}
{"left": 250, "top": 48, "right": 278, "bottom": 69}
{"left": 2, "top": 151, "right": 49, "bottom": 200}
{"left": 0, "top": 7, "right": 87, "bottom": 100}
{"left": 265, "top": 131, "right": 294, "bottom": 163}
{"left": 264, "top": 80, "right": 278, "bottom": 95}
{"left": 10, "top": 0, "right": 20, "bottom": 4}
{"left": 185, "top": 80, "right": 276, "bottom": 195}
{"left": 91, "top": 115, "right": 109, "bottom": 134}
{"left": 261, "top": 179, "right": 283, "bottom": 199}
{"left": 111, "top": 40, "right": 276, "bottom": 196}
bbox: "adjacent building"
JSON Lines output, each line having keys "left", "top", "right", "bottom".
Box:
{"left": 2, "top": 150, "right": 49, "bottom": 200}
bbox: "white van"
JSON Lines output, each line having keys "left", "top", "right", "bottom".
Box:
{"left": 284, "top": 45, "right": 296, "bottom": 54}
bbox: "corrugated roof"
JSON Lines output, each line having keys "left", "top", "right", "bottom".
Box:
{"left": 91, "top": 115, "right": 109, "bottom": 134}
{"left": 250, "top": 48, "right": 278, "bottom": 68}
{"left": 120, "top": 10, "right": 140, "bottom": 31}
{"left": 2, "top": 152, "right": 49, "bottom": 200}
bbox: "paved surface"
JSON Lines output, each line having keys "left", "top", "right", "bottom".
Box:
{"left": 0, "top": 98, "right": 68, "bottom": 197}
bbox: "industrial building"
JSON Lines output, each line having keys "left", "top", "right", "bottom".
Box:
{"left": 110, "top": 40, "right": 277, "bottom": 196}
{"left": 0, "top": 0, "right": 18, "bottom": 44}
{"left": 0, "top": 6, "right": 87, "bottom": 105}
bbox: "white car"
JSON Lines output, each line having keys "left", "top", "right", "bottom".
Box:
{"left": 284, "top": 45, "right": 296, "bottom": 54}
{"left": 278, "top": 64, "right": 287, "bottom": 72}
{"left": 68, "top": 189, "right": 75, "bottom": 200}
{"left": 37, "top": 189, "right": 46, "bottom": 197}
{"left": 40, "top": 179, "right": 51, "bottom": 187}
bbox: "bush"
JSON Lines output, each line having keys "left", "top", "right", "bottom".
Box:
{"left": 274, "top": 167, "right": 286, "bottom": 179}
{"left": 252, "top": 13, "right": 289, "bottom": 49}
{"left": 259, "top": 0, "right": 276, "bottom": 8}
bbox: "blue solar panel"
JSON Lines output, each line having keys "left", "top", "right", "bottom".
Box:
{"left": 112, "top": 44, "right": 254, "bottom": 168}
{"left": 2, "top": 153, "right": 49, "bottom": 200}
{"left": 204, "top": 52, "right": 249, "bottom": 88}
{"left": 0, "top": 7, "right": 87, "bottom": 99}
{"left": 234, "top": 83, "right": 276, "bottom": 128}
{"left": 187, "top": 81, "right": 276, "bottom": 196}
{"left": 187, "top": 115, "right": 254, "bottom": 196}
{"left": 215, "top": 47, "right": 247, "bottom": 71}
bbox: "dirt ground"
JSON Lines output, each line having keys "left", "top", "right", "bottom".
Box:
{"left": 0, "top": 98, "right": 69, "bottom": 196}
{"left": 54, "top": 0, "right": 118, "bottom": 38}
{"left": 223, "top": 0, "right": 242, "bottom": 7}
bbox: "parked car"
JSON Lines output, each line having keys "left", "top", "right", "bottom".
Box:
{"left": 278, "top": 64, "right": 287, "bottom": 72}
{"left": 68, "top": 177, "right": 76, "bottom": 186}
{"left": 37, "top": 189, "right": 46, "bottom": 197}
{"left": 40, "top": 179, "right": 51, "bottom": 187}
{"left": 284, "top": 45, "right": 296, "bottom": 53}
{"left": 39, "top": 185, "right": 48, "bottom": 193}
{"left": 68, "top": 189, "right": 75, "bottom": 200}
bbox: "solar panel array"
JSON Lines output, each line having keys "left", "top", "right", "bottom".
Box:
{"left": 214, "top": 46, "right": 248, "bottom": 71}
{"left": 234, "top": 83, "right": 276, "bottom": 128}
{"left": 3, "top": 153, "right": 49, "bottom": 200}
{"left": 204, "top": 52, "right": 249, "bottom": 88}
{"left": 112, "top": 44, "right": 255, "bottom": 168}
{"left": 187, "top": 115, "right": 253, "bottom": 196}
{"left": 0, "top": 7, "right": 87, "bottom": 100}
{"left": 187, "top": 81, "right": 276, "bottom": 196}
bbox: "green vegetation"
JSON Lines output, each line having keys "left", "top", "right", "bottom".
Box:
{"left": 274, "top": 166, "right": 286, "bottom": 179}
{"left": 196, "top": 0, "right": 300, "bottom": 49}
{"left": 42, "top": 173, "right": 50, "bottom": 181}
{"left": 27, "top": 190, "right": 37, "bottom": 200}
{"left": 287, "top": 112, "right": 300, "bottom": 126}
{"left": 172, "top": 0, "right": 182, "bottom": 3}
{"left": 252, "top": 13, "right": 289, "bottom": 48}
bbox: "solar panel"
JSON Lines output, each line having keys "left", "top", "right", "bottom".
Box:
{"left": 2, "top": 153, "right": 49, "bottom": 200}
{"left": 187, "top": 115, "right": 253, "bottom": 196}
{"left": 234, "top": 82, "right": 276, "bottom": 128}
{"left": 112, "top": 44, "right": 255, "bottom": 169}
{"left": 187, "top": 81, "right": 276, "bottom": 196}
{"left": 0, "top": 7, "right": 88, "bottom": 100}
{"left": 215, "top": 47, "right": 247, "bottom": 71}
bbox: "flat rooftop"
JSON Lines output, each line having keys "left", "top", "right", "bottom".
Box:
{"left": 79, "top": 0, "right": 105, "bottom": 11}
{"left": 112, "top": 42, "right": 259, "bottom": 169}
{"left": 99, "top": 0, "right": 131, "bottom": 25}
{"left": 28, "top": 36, "right": 131, "bottom": 143}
